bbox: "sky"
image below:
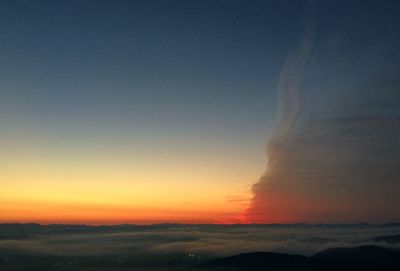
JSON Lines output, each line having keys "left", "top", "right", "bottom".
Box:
{"left": 0, "top": 0, "right": 399, "bottom": 224}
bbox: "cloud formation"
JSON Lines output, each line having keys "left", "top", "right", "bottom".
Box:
{"left": 245, "top": 1, "right": 400, "bottom": 223}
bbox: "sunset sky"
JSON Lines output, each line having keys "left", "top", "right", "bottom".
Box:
{"left": 1, "top": 0, "right": 399, "bottom": 224}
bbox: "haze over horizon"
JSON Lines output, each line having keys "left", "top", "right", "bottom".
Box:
{"left": 1, "top": 0, "right": 399, "bottom": 225}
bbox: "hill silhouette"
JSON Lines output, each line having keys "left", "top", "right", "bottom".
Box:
{"left": 202, "top": 251, "right": 308, "bottom": 270}
{"left": 200, "top": 245, "right": 400, "bottom": 271}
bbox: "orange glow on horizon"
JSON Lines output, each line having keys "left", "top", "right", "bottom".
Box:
{"left": 0, "top": 199, "right": 247, "bottom": 225}
{"left": 0, "top": 124, "right": 260, "bottom": 225}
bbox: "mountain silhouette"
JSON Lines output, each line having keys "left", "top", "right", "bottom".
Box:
{"left": 200, "top": 245, "right": 400, "bottom": 271}
{"left": 202, "top": 251, "right": 309, "bottom": 270}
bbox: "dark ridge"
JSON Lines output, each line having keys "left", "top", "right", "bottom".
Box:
{"left": 312, "top": 245, "right": 400, "bottom": 262}
{"left": 201, "top": 251, "right": 308, "bottom": 270}
{"left": 200, "top": 246, "right": 400, "bottom": 271}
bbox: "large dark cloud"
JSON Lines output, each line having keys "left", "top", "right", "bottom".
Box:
{"left": 246, "top": 0, "right": 400, "bottom": 223}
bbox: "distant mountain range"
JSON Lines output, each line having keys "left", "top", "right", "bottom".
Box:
{"left": 1, "top": 222, "right": 400, "bottom": 229}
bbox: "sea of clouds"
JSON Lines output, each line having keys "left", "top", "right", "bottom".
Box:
{"left": 1, "top": 224, "right": 399, "bottom": 260}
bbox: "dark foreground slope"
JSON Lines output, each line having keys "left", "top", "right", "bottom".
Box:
{"left": 201, "top": 246, "right": 400, "bottom": 271}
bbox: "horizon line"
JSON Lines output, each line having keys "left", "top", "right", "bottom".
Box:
{"left": 1, "top": 222, "right": 399, "bottom": 227}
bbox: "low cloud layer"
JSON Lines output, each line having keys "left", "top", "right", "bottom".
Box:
{"left": 1, "top": 224, "right": 400, "bottom": 259}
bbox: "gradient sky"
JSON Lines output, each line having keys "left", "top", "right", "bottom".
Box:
{"left": 1, "top": 0, "right": 399, "bottom": 224}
